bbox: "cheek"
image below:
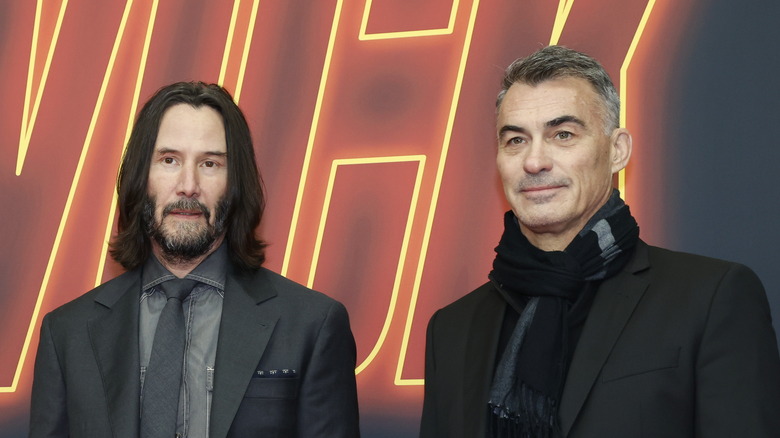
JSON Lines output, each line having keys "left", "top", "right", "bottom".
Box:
{"left": 146, "top": 179, "right": 159, "bottom": 198}
{"left": 207, "top": 180, "right": 228, "bottom": 206}
{"left": 146, "top": 172, "right": 173, "bottom": 199}
{"left": 496, "top": 158, "right": 516, "bottom": 184}
{"left": 498, "top": 170, "right": 517, "bottom": 193}
{"left": 209, "top": 174, "right": 229, "bottom": 197}
{"left": 154, "top": 199, "right": 168, "bottom": 215}
{"left": 210, "top": 187, "right": 228, "bottom": 210}
{"left": 217, "top": 181, "right": 228, "bottom": 198}
{"left": 572, "top": 163, "right": 612, "bottom": 201}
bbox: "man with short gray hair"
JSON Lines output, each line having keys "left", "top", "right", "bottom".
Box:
{"left": 420, "top": 45, "right": 780, "bottom": 437}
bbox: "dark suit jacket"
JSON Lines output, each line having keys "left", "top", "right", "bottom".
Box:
{"left": 30, "top": 265, "right": 360, "bottom": 438}
{"left": 420, "top": 241, "right": 780, "bottom": 437}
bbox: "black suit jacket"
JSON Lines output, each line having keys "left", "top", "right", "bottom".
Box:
{"left": 420, "top": 241, "right": 780, "bottom": 437}
{"left": 30, "top": 265, "right": 360, "bottom": 437}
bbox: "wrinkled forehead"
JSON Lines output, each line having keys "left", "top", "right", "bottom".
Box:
{"left": 498, "top": 78, "right": 603, "bottom": 124}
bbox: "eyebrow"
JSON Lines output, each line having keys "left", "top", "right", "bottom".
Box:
{"left": 546, "top": 115, "right": 586, "bottom": 128}
{"left": 498, "top": 125, "right": 527, "bottom": 138}
{"left": 498, "top": 115, "right": 588, "bottom": 138}
{"left": 155, "top": 147, "right": 227, "bottom": 157}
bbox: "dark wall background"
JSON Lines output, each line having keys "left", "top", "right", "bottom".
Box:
{"left": 659, "top": 0, "right": 780, "bottom": 338}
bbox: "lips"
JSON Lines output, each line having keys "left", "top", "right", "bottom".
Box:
{"left": 168, "top": 209, "right": 202, "bottom": 217}
{"left": 521, "top": 185, "right": 563, "bottom": 192}
{"left": 517, "top": 181, "right": 568, "bottom": 203}
{"left": 161, "top": 198, "right": 211, "bottom": 220}
{"left": 520, "top": 184, "right": 566, "bottom": 198}
{"left": 517, "top": 176, "right": 570, "bottom": 195}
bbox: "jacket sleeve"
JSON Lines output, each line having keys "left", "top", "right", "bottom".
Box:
{"left": 29, "top": 313, "right": 70, "bottom": 438}
{"left": 296, "top": 301, "right": 360, "bottom": 437}
{"left": 695, "top": 263, "right": 780, "bottom": 436}
{"left": 419, "top": 310, "right": 440, "bottom": 438}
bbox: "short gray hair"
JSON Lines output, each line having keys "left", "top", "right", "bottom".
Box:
{"left": 496, "top": 45, "right": 620, "bottom": 134}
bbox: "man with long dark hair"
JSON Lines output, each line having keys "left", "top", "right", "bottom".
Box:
{"left": 420, "top": 46, "right": 780, "bottom": 437}
{"left": 30, "top": 82, "right": 360, "bottom": 437}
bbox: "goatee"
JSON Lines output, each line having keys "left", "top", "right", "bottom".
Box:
{"left": 143, "top": 196, "right": 230, "bottom": 265}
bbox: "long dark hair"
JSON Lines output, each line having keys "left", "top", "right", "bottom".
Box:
{"left": 110, "top": 81, "right": 266, "bottom": 271}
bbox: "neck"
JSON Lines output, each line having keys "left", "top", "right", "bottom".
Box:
{"left": 152, "top": 235, "right": 225, "bottom": 278}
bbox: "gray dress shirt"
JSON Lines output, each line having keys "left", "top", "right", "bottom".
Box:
{"left": 140, "top": 244, "right": 227, "bottom": 438}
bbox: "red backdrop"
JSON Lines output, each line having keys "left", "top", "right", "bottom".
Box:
{"left": 0, "top": 0, "right": 709, "bottom": 435}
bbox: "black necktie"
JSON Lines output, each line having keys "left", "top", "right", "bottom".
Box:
{"left": 141, "top": 278, "right": 197, "bottom": 438}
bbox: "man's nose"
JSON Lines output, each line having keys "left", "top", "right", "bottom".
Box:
{"left": 523, "top": 142, "right": 553, "bottom": 174}
{"left": 176, "top": 164, "right": 200, "bottom": 197}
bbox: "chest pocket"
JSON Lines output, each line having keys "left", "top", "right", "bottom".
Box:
{"left": 601, "top": 346, "right": 680, "bottom": 383}
{"left": 244, "top": 376, "right": 300, "bottom": 399}
{"left": 226, "top": 377, "right": 300, "bottom": 437}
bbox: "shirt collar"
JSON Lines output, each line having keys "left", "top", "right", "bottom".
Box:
{"left": 141, "top": 242, "right": 228, "bottom": 292}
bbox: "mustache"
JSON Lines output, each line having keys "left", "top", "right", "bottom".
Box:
{"left": 515, "top": 174, "right": 570, "bottom": 191}
{"left": 161, "top": 198, "right": 211, "bottom": 221}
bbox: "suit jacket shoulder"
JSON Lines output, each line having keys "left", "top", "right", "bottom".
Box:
{"left": 31, "top": 268, "right": 142, "bottom": 438}
{"left": 561, "top": 240, "right": 780, "bottom": 437}
{"left": 45, "top": 268, "right": 141, "bottom": 322}
{"left": 643, "top": 242, "right": 757, "bottom": 281}
{"left": 431, "top": 281, "right": 500, "bottom": 323}
{"left": 252, "top": 267, "right": 347, "bottom": 306}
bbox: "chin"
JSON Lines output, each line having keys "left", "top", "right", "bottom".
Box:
{"left": 167, "top": 221, "right": 208, "bottom": 237}
{"left": 518, "top": 211, "right": 573, "bottom": 232}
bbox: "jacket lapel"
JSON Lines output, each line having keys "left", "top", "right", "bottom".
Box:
{"left": 558, "top": 241, "right": 651, "bottom": 436}
{"left": 463, "top": 284, "right": 506, "bottom": 437}
{"left": 209, "top": 268, "right": 278, "bottom": 438}
{"left": 88, "top": 270, "right": 142, "bottom": 438}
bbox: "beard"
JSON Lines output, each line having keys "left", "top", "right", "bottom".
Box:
{"left": 143, "top": 196, "right": 230, "bottom": 265}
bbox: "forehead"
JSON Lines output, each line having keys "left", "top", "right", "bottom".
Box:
{"left": 156, "top": 103, "right": 227, "bottom": 151}
{"left": 497, "top": 77, "right": 602, "bottom": 128}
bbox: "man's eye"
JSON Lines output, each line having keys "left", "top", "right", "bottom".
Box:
{"left": 203, "top": 161, "right": 218, "bottom": 168}
{"left": 163, "top": 157, "right": 176, "bottom": 164}
{"left": 508, "top": 137, "right": 523, "bottom": 145}
{"left": 555, "top": 131, "right": 572, "bottom": 140}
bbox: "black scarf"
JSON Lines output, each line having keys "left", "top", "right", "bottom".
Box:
{"left": 487, "top": 189, "right": 639, "bottom": 437}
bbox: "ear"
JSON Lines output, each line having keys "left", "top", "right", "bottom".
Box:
{"left": 609, "top": 128, "right": 632, "bottom": 173}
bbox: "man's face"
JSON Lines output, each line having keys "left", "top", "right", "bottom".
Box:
{"left": 496, "top": 77, "right": 630, "bottom": 250}
{"left": 146, "top": 103, "right": 229, "bottom": 262}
